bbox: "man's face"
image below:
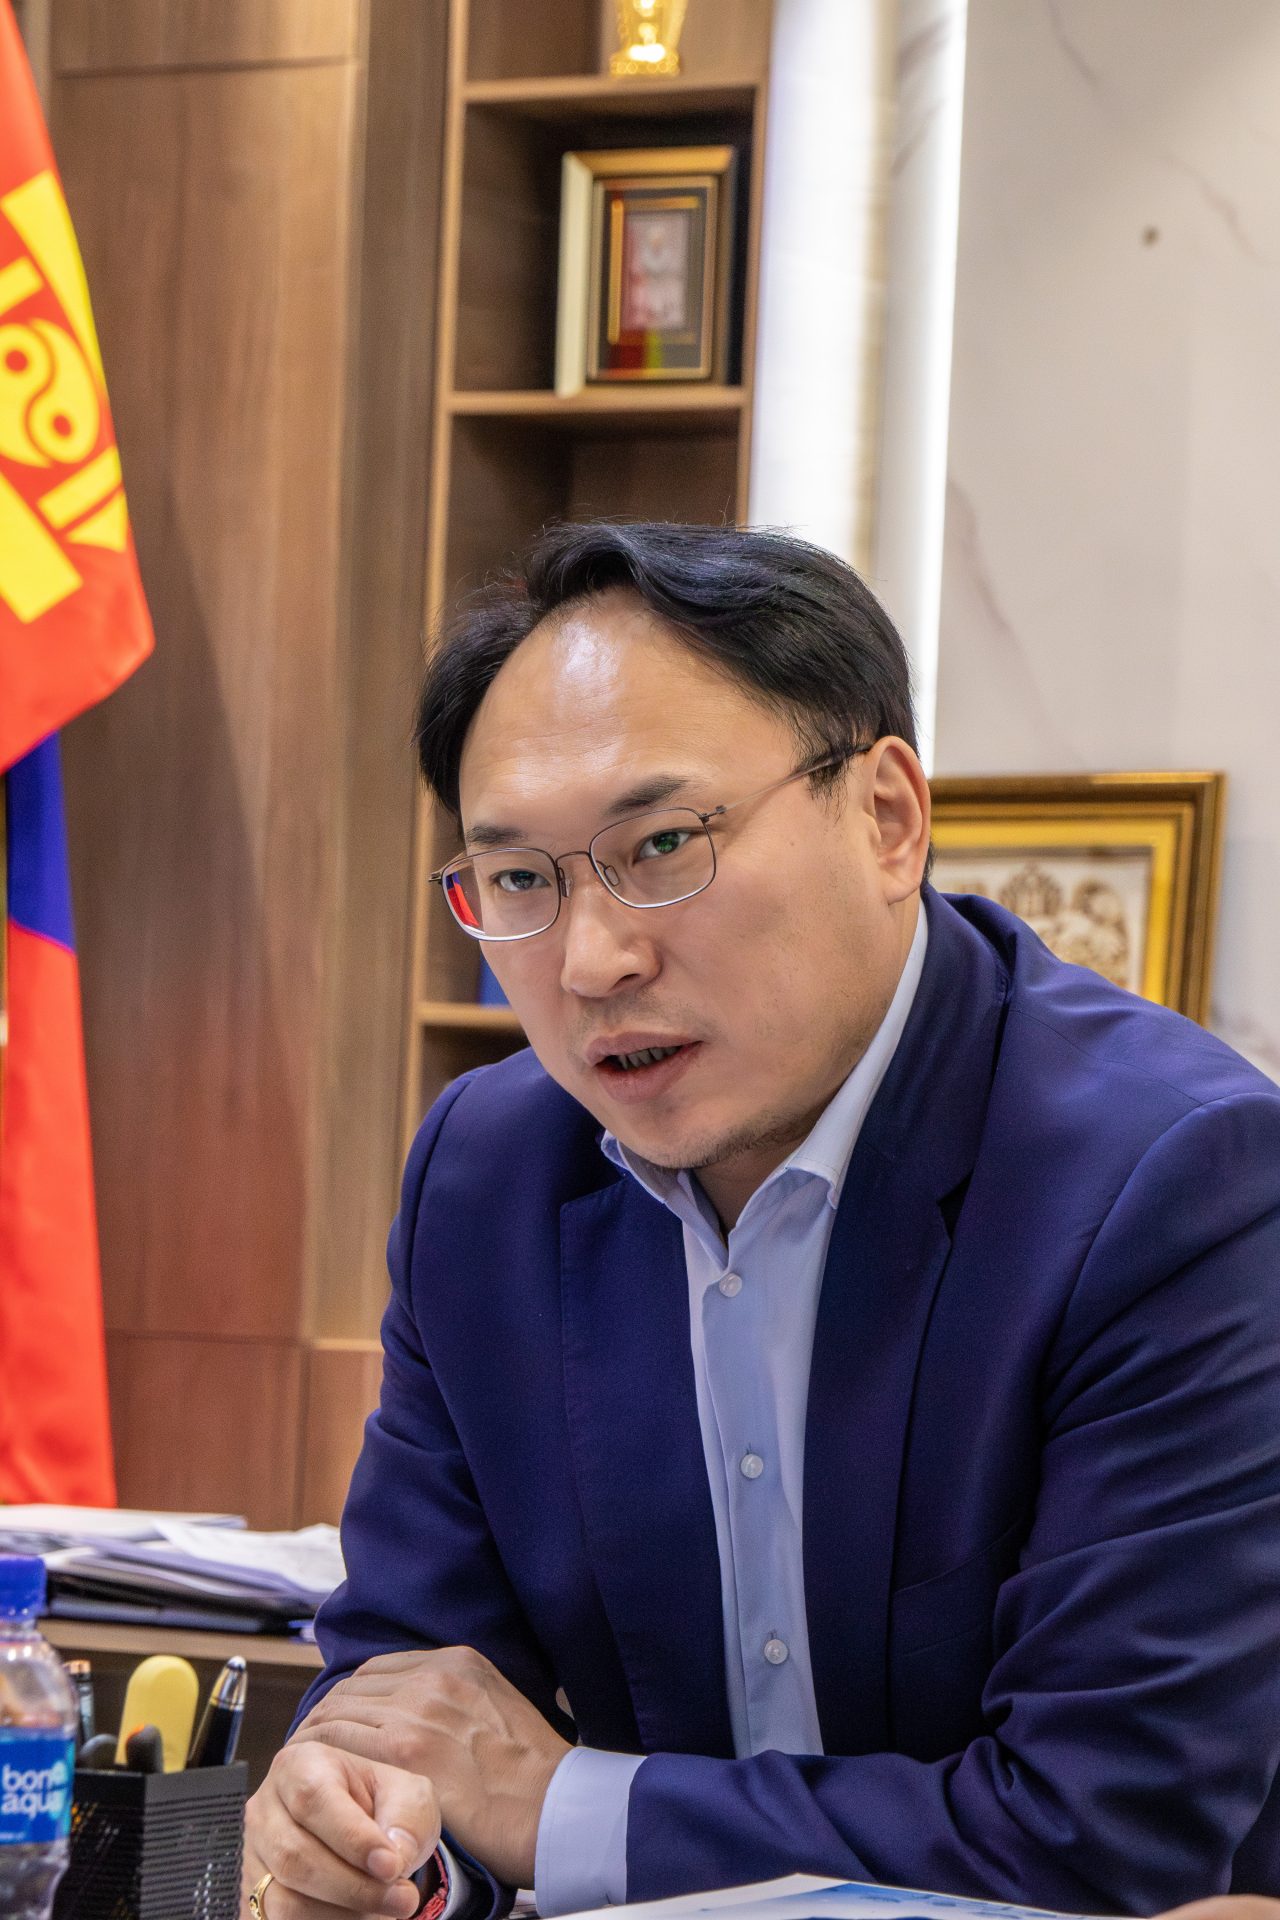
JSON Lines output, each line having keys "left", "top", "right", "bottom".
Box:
{"left": 457, "top": 591, "right": 925, "bottom": 1218}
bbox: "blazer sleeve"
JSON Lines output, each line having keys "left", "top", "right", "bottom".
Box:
{"left": 292, "top": 1072, "right": 569, "bottom": 1920}
{"left": 627, "top": 1090, "right": 1280, "bottom": 1915}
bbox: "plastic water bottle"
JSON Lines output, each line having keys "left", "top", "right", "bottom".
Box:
{"left": 0, "top": 1557, "right": 77, "bottom": 1920}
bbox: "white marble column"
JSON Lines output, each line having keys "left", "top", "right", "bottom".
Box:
{"left": 748, "top": 0, "right": 898, "bottom": 575}
{"left": 871, "top": 0, "right": 969, "bottom": 770}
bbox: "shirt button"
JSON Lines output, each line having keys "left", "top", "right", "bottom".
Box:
{"left": 718, "top": 1272, "right": 743, "bottom": 1297}
{"left": 763, "top": 1637, "right": 789, "bottom": 1665}
{"left": 739, "top": 1452, "right": 764, "bottom": 1480}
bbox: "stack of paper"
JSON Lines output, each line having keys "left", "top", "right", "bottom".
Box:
{"left": 0, "top": 1505, "right": 344, "bottom": 1635}
{"left": 558, "top": 1875, "right": 1109, "bottom": 1920}
{"left": 0, "top": 1504, "right": 245, "bottom": 1551}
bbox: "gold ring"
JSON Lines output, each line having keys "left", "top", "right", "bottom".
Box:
{"left": 248, "top": 1871, "right": 275, "bottom": 1919}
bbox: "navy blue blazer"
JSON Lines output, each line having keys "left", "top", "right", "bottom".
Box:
{"left": 303, "top": 888, "right": 1280, "bottom": 1912}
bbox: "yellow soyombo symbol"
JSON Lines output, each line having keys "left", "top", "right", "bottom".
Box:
{"left": 0, "top": 316, "right": 101, "bottom": 465}
{"left": 0, "top": 170, "right": 131, "bottom": 624}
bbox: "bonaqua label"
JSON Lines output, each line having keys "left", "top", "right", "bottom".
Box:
{"left": 0, "top": 1731, "right": 75, "bottom": 1844}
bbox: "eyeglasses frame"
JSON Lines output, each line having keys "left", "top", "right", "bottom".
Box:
{"left": 430, "top": 743, "right": 872, "bottom": 944}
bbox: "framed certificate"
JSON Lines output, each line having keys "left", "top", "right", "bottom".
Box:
{"left": 556, "top": 145, "right": 736, "bottom": 390}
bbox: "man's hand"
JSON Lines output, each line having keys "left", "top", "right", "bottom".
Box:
{"left": 293, "top": 1646, "right": 573, "bottom": 1889}
{"left": 244, "top": 1739, "right": 439, "bottom": 1918}
{"left": 1154, "top": 1906, "right": 1280, "bottom": 1920}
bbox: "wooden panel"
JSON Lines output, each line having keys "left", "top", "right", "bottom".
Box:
{"left": 456, "top": 109, "right": 561, "bottom": 390}
{"left": 570, "top": 428, "right": 740, "bottom": 522}
{"left": 449, "top": 385, "right": 746, "bottom": 428}
{"left": 58, "top": 63, "right": 359, "bottom": 1339}
{"left": 463, "top": 76, "right": 757, "bottom": 118}
{"left": 299, "top": 1343, "right": 384, "bottom": 1524}
{"left": 106, "top": 1335, "right": 304, "bottom": 1528}
{"left": 13, "top": 0, "right": 52, "bottom": 97}
{"left": 445, "top": 417, "right": 568, "bottom": 595}
{"left": 53, "top": 0, "right": 358, "bottom": 73}
{"left": 42, "top": 1620, "right": 322, "bottom": 1668}
{"left": 310, "top": 0, "right": 449, "bottom": 1343}
{"left": 468, "top": 0, "right": 597, "bottom": 82}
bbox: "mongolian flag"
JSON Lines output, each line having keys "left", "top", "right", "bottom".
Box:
{"left": 0, "top": 0, "right": 155, "bottom": 1502}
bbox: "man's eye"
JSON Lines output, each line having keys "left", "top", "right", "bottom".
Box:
{"left": 493, "top": 868, "right": 548, "bottom": 894}
{"left": 635, "top": 829, "right": 691, "bottom": 861}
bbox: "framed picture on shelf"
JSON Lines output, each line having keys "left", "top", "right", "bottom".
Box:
{"left": 556, "top": 145, "right": 736, "bottom": 392}
{"left": 929, "top": 772, "right": 1225, "bottom": 1022}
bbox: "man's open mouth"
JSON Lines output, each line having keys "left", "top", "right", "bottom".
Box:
{"left": 605, "top": 1044, "right": 685, "bottom": 1072}
{"left": 592, "top": 1040, "right": 700, "bottom": 1081}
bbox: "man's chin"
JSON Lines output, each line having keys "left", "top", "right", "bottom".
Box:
{"left": 607, "top": 1114, "right": 760, "bottom": 1176}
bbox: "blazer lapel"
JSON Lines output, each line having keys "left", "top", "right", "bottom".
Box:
{"left": 561, "top": 1173, "right": 735, "bottom": 1758}
{"left": 804, "top": 890, "right": 1011, "bottom": 1757}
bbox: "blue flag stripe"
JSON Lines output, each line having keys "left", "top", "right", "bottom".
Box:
{"left": 5, "top": 735, "right": 76, "bottom": 952}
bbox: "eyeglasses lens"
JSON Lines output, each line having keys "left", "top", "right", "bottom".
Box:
{"left": 446, "top": 851, "right": 559, "bottom": 939}
{"left": 443, "top": 810, "right": 715, "bottom": 939}
{"left": 592, "top": 810, "right": 713, "bottom": 907}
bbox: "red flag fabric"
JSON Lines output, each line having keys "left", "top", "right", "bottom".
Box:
{"left": 0, "top": 0, "right": 154, "bottom": 770}
{"left": 1, "top": 0, "right": 154, "bottom": 1503}
{"left": 1, "top": 740, "right": 115, "bottom": 1502}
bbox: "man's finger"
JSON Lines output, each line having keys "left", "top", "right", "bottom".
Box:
{"left": 258, "top": 1875, "right": 415, "bottom": 1920}
{"left": 275, "top": 1749, "right": 436, "bottom": 1881}
{"left": 252, "top": 1816, "right": 419, "bottom": 1919}
{"left": 369, "top": 1769, "right": 441, "bottom": 1876}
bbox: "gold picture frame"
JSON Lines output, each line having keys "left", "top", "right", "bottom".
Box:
{"left": 929, "top": 772, "right": 1225, "bottom": 1023}
{"left": 555, "top": 146, "right": 736, "bottom": 392}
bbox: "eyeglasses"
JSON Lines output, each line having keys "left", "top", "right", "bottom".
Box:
{"left": 431, "top": 746, "right": 870, "bottom": 943}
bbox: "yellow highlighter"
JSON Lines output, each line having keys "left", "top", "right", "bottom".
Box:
{"left": 115, "top": 1655, "right": 200, "bottom": 1772}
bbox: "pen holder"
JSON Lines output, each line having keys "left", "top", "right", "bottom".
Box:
{"left": 54, "top": 1761, "right": 247, "bottom": 1920}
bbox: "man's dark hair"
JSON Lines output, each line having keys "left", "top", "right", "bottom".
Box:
{"left": 415, "top": 521, "right": 921, "bottom": 818}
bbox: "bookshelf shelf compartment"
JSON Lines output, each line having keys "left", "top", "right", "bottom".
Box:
{"left": 419, "top": 1001, "right": 524, "bottom": 1034}
{"left": 401, "top": 0, "right": 772, "bottom": 1139}
{"left": 448, "top": 387, "right": 747, "bottom": 434}
{"left": 463, "top": 77, "right": 759, "bottom": 120}
{"left": 454, "top": 97, "right": 754, "bottom": 396}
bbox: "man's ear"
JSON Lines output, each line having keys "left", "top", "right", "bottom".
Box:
{"left": 865, "top": 737, "right": 931, "bottom": 901}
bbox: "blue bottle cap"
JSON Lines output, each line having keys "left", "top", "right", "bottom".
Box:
{"left": 0, "top": 1554, "right": 47, "bottom": 1617}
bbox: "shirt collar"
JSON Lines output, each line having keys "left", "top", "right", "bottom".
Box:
{"left": 601, "top": 903, "right": 929, "bottom": 1218}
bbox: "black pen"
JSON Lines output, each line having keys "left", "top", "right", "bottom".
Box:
{"left": 187, "top": 1656, "right": 247, "bottom": 1767}
{"left": 65, "top": 1658, "right": 95, "bottom": 1746}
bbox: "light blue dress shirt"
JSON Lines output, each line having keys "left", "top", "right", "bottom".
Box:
{"left": 534, "top": 908, "right": 929, "bottom": 1915}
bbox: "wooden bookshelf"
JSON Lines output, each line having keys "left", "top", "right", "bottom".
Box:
{"left": 419, "top": 1000, "right": 525, "bottom": 1034}
{"left": 402, "top": 0, "right": 774, "bottom": 1147}
{"left": 463, "top": 76, "right": 759, "bottom": 119}
{"left": 447, "top": 385, "right": 747, "bottom": 428}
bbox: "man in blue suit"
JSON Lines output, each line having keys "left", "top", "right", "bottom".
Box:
{"left": 245, "top": 524, "right": 1280, "bottom": 1920}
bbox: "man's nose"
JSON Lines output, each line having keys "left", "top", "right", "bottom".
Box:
{"left": 556, "top": 856, "right": 658, "bottom": 999}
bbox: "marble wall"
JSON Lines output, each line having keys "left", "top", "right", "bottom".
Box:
{"left": 873, "top": 0, "right": 968, "bottom": 771}
{"left": 935, "top": 0, "right": 1280, "bottom": 1080}
{"left": 750, "top": 0, "right": 897, "bottom": 570}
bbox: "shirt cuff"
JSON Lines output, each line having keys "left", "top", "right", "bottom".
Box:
{"left": 413, "top": 1842, "right": 469, "bottom": 1920}
{"left": 534, "top": 1747, "right": 645, "bottom": 1916}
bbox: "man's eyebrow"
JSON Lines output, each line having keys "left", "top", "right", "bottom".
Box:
{"left": 601, "top": 773, "right": 694, "bottom": 818}
{"left": 464, "top": 774, "right": 696, "bottom": 851}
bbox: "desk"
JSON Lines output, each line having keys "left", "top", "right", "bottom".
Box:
{"left": 42, "top": 1617, "right": 323, "bottom": 1790}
